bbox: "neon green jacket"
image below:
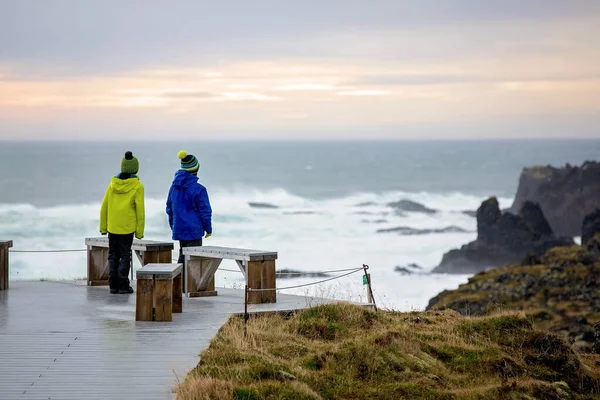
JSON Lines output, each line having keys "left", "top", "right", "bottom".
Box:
{"left": 100, "top": 175, "right": 145, "bottom": 238}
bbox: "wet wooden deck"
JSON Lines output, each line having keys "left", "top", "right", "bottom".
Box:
{"left": 0, "top": 280, "right": 339, "bottom": 400}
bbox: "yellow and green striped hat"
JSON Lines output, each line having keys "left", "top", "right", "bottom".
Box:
{"left": 178, "top": 150, "right": 199, "bottom": 172}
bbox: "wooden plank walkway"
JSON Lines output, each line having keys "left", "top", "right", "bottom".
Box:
{"left": 0, "top": 281, "right": 340, "bottom": 400}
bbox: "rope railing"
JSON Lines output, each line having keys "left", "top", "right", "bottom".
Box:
{"left": 247, "top": 267, "right": 363, "bottom": 291}
{"left": 243, "top": 264, "right": 377, "bottom": 337}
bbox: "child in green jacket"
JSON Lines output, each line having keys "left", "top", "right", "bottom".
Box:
{"left": 100, "top": 151, "right": 145, "bottom": 294}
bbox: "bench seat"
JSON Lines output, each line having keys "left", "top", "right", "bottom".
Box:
{"left": 182, "top": 245, "right": 278, "bottom": 304}
{"left": 136, "top": 263, "right": 183, "bottom": 322}
{"left": 85, "top": 237, "right": 174, "bottom": 286}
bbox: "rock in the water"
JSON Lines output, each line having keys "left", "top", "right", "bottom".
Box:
{"left": 355, "top": 201, "right": 376, "bottom": 207}
{"left": 519, "top": 201, "right": 553, "bottom": 239}
{"left": 462, "top": 210, "right": 477, "bottom": 218}
{"left": 387, "top": 199, "right": 437, "bottom": 214}
{"left": 377, "top": 226, "right": 467, "bottom": 235}
{"left": 362, "top": 219, "right": 388, "bottom": 224}
{"left": 510, "top": 161, "right": 600, "bottom": 236}
{"left": 249, "top": 202, "right": 279, "bottom": 209}
{"left": 275, "top": 269, "right": 330, "bottom": 279}
{"left": 432, "top": 197, "right": 574, "bottom": 274}
{"left": 582, "top": 209, "right": 600, "bottom": 245}
{"left": 283, "top": 211, "right": 317, "bottom": 215}
{"left": 394, "top": 263, "right": 423, "bottom": 275}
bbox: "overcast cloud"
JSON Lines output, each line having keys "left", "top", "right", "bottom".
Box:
{"left": 1, "top": 0, "right": 599, "bottom": 140}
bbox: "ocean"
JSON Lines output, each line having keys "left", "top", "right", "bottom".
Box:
{"left": 1, "top": 139, "right": 599, "bottom": 310}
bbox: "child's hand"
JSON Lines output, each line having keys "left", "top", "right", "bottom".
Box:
{"left": 136, "top": 234, "right": 144, "bottom": 240}
{"left": 100, "top": 231, "right": 107, "bottom": 235}
{"left": 204, "top": 233, "right": 212, "bottom": 239}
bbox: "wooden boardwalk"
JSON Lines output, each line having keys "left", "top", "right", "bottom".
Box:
{"left": 0, "top": 280, "right": 339, "bottom": 400}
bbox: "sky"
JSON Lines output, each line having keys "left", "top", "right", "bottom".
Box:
{"left": 0, "top": 0, "right": 599, "bottom": 140}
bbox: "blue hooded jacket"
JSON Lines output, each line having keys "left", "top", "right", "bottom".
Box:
{"left": 166, "top": 170, "right": 212, "bottom": 241}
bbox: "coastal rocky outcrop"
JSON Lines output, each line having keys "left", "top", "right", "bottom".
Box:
{"left": 387, "top": 199, "right": 436, "bottom": 214}
{"left": 377, "top": 225, "right": 467, "bottom": 235}
{"left": 582, "top": 209, "right": 600, "bottom": 245}
{"left": 248, "top": 202, "right": 279, "bottom": 209}
{"left": 275, "top": 269, "right": 330, "bottom": 279}
{"left": 393, "top": 263, "right": 423, "bottom": 275}
{"left": 432, "top": 197, "right": 574, "bottom": 274}
{"left": 510, "top": 161, "right": 600, "bottom": 237}
{"left": 428, "top": 236, "right": 600, "bottom": 352}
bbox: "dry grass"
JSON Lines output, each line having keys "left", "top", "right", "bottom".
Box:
{"left": 175, "top": 303, "right": 600, "bottom": 400}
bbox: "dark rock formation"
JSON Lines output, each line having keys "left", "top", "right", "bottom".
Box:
{"left": 355, "top": 201, "right": 376, "bottom": 207}
{"left": 432, "top": 197, "right": 574, "bottom": 274}
{"left": 594, "top": 322, "right": 600, "bottom": 354}
{"left": 377, "top": 226, "right": 468, "bottom": 235}
{"left": 387, "top": 199, "right": 436, "bottom": 214}
{"left": 428, "top": 238, "right": 600, "bottom": 351}
{"left": 510, "top": 161, "right": 600, "bottom": 236}
{"left": 275, "top": 269, "right": 330, "bottom": 279}
{"left": 249, "top": 202, "right": 279, "bottom": 209}
{"left": 582, "top": 209, "right": 600, "bottom": 245}
{"left": 394, "top": 263, "right": 423, "bottom": 275}
{"left": 361, "top": 219, "right": 388, "bottom": 224}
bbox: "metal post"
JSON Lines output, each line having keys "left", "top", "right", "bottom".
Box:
{"left": 362, "top": 264, "right": 377, "bottom": 312}
{"left": 244, "top": 284, "right": 249, "bottom": 338}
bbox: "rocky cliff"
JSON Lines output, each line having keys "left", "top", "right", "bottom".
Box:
{"left": 432, "top": 197, "right": 574, "bottom": 274}
{"left": 510, "top": 161, "right": 600, "bottom": 237}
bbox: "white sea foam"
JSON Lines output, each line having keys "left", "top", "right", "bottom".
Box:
{"left": 0, "top": 190, "right": 512, "bottom": 310}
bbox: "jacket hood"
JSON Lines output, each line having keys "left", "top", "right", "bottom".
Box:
{"left": 110, "top": 176, "right": 141, "bottom": 194}
{"left": 172, "top": 169, "right": 199, "bottom": 189}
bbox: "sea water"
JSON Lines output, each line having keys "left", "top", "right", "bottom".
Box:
{"left": 1, "top": 140, "right": 598, "bottom": 310}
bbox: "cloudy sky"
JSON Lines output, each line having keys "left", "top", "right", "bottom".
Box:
{"left": 1, "top": 0, "right": 599, "bottom": 140}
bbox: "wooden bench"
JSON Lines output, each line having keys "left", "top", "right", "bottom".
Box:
{"left": 182, "top": 246, "right": 278, "bottom": 304}
{"left": 135, "top": 263, "right": 183, "bottom": 322}
{"left": 0, "top": 240, "right": 13, "bottom": 291}
{"left": 85, "top": 237, "right": 174, "bottom": 286}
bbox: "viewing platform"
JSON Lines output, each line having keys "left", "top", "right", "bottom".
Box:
{"left": 0, "top": 280, "right": 341, "bottom": 400}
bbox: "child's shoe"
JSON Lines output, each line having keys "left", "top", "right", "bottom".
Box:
{"left": 119, "top": 286, "right": 134, "bottom": 294}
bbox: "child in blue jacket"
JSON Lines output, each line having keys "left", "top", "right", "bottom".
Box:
{"left": 166, "top": 150, "right": 213, "bottom": 290}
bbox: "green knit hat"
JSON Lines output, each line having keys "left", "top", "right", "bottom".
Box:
{"left": 178, "top": 150, "right": 199, "bottom": 172}
{"left": 121, "top": 151, "right": 139, "bottom": 174}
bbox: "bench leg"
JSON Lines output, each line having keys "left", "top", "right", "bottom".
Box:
{"left": 173, "top": 273, "right": 182, "bottom": 313}
{"left": 136, "top": 278, "right": 154, "bottom": 321}
{"left": 187, "top": 257, "right": 218, "bottom": 297}
{"left": 155, "top": 279, "right": 173, "bottom": 322}
{"left": 87, "top": 246, "right": 109, "bottom": 286}
{"left": 247, "top": 260, "right": 277, "bottom": 304}
{"left": 262, "top": 260, "right": 276, "bottom": 303}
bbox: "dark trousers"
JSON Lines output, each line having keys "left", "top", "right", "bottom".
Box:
{"left": 108, "top": 233, "right": 134, "bottom": 290}
{"left": 178, "top": 238, "right": 202, "bottom": 293}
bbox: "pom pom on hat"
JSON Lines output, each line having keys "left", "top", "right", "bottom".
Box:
{"left": 121, "top": 151, "right": 139, "bottom": 174}
{"left": 178, "top": 150, "right": 199, "bottom": 172}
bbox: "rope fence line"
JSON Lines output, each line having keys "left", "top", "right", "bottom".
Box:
{"left": 242, "top": 263, "right": 377, "bottom": 337}
{"left": 247, "top": 267, "right": 363, "bottom": 291}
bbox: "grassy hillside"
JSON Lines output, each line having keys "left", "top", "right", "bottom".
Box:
{"left": 176, "top": 303, "right": 600, "bottom": 399}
